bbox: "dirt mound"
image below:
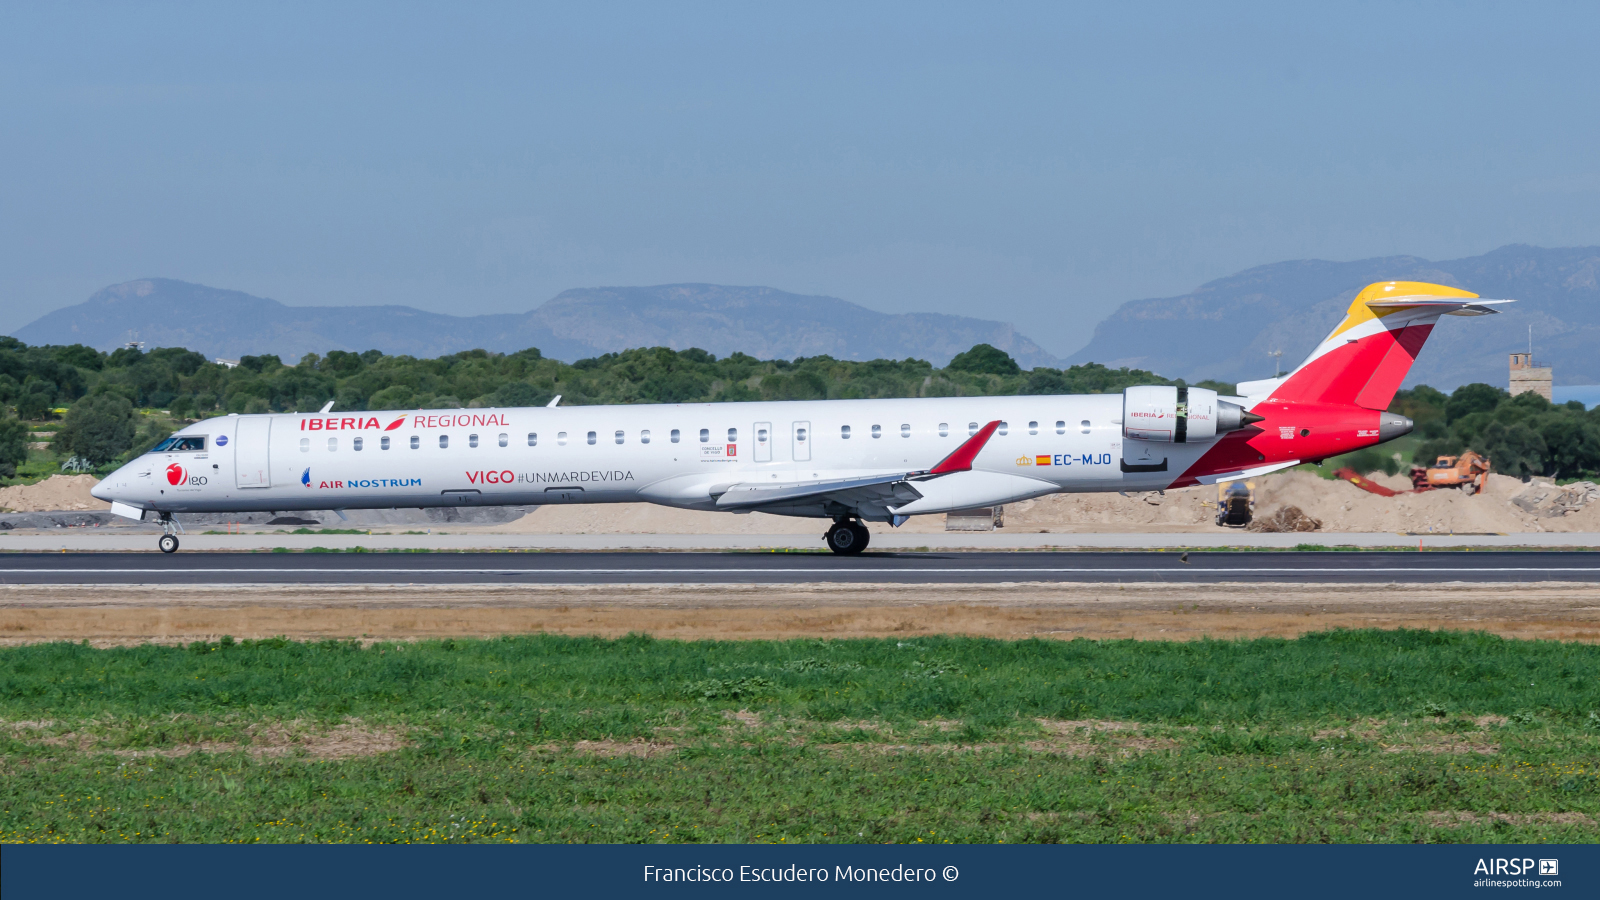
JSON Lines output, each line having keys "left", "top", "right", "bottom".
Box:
{"left": 1251, "top": 471, "right": 1600, "bottom": 534}
{"left": 1247, "top": 506, "right": 1321, "bottom": 533}
{"left": 0, "top": 475, "right": 108, "bottom": 512}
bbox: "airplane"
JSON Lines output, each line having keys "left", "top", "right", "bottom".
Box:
{"left": 91, "top": 281, "right": 1509, "bottom": 554}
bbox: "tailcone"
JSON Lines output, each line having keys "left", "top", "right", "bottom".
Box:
{"left": 1378, "top": 412, "right": 1413, "bottom": 442}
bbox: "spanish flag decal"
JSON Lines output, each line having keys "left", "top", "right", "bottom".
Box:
{"left": 1036, "top": 455, "right": 1052, "bottom": 466}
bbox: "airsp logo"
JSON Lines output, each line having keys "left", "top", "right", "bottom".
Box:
{"left": 1473, "top": 858, "right": 1553, "bottom": 876}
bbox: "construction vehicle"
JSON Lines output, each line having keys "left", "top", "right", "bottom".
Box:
{"left": 1215, "top": 480, "right": 1254, "bottom": 527}
{"left": 1410, "top": 450, "right": 1491, "bottom": 495}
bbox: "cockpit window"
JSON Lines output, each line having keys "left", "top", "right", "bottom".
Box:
{"left": 152, "top": 436, "right": 206, "bottom": 452}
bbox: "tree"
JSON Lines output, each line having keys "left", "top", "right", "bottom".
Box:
{"left": 491, "top": 381, "right": 541, "bottom": 407}
{"left": 1477, "top": 420, "right": 1546, "bottom": 479}
{"left": 1445, "top": 383, "right": 1505, "bottom": 423}
{"left": 947, "top": 344, "right": 1021, "bottom": 376}
{"left": 54, "top": 394, "right": 136, "bottom": 464}
{"left": 1539, "top": 416, "right": 1600, "bottom": 480}
{"left": 0, "top": 415, "right": 27, "bottom": 478}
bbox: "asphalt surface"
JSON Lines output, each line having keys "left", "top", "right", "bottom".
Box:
{"left": 2, "top": 550, "right": 1599, "bottom": 585}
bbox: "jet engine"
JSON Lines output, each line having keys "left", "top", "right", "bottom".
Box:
{"left": 1121, "top": 385, "right": 1260, "bottom": 444}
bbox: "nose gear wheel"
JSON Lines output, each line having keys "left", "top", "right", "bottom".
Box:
{"left": 156, "top": 512, "right": 184, "bottom": 553}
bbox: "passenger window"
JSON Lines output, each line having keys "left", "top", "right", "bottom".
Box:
{"left": 939, "top": 423, "right": 949, "bottom": 437}
{"left": 670, "top": 429, "right": 680, "bottom": 443}
{"left": 328, "top": 437, "right": 338, "bottom": 451}
{"left": 841, "top": 425, "right": 851, "bottom": 439}
{"left": 900, "top": 424, "right": 910, "bottom": 438}
{"left": 410, "top": 435, "right": 420, "bottom": 449}
{"left": 757, "top": 427, "right": 768, "bottom": 442}
{"left": 381, "top": 436, "right": 390, "bottom": 450}
{"left": 615, "top": 430, "right": 624, "bottom": 444}
{"left": 699, "top": 428, "right": 710, "bottom": 443}
{"left": 300, "top": 438, "right": 310, "bottom": 452}
{"left": 727, "top": 427, "right": 737, "bottom": 443}
{"left": 968, "top": 422, "right": 978, "bottom": 436}
{"left": 528, "top": 433, "right": 537, "bottom": 447}
{"left": 1081, "top": 419, "right": 1091, "bottom": 434}
{"left": 498, "top": 433, "right": 508, "bottom": 447}
{"left": 1056, "top": 420, "right": 1066, "bottom": 435}
{"left": 557, "top": 432, "right": 568, "bottom": 445}
{"left": 439, "top": 435, "right": 449, "bottom": 449}
{"left": 641, "top": 429, "right": 651, "bottom": 444}
{"left": 796, "top": 427, "right": 807, "bottom": 442}
{"left": 871, "top": 425, "right": 881, "bottom": 439}
{"left": 587, "top": 431, "right": 597, "bottom": 445}
{"left": 353, "top": 437, "right": 364, "bottom": 451}
{"left": 1028, "top": 421, "right": 1038, "bottom": 435}
{"left": 469, "top": 434, "right": 479, "bottom": 448}
{"left": 998, "top": 422, "right": 1008, "bottom": 436}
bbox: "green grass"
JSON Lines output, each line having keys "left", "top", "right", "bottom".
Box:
{"left": 2, "top": 630, "right": 1596, "bottom": 843}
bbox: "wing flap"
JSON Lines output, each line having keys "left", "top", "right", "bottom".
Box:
{"left": 714, "top": 473, "right": 923, "bottom": 509}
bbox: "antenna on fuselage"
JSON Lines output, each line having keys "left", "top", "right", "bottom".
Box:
{"left": 546, "top": 395, "right": 561, "bottom": 408}
{"left": 318, "top": 401, "right": 335, "bottom": 413}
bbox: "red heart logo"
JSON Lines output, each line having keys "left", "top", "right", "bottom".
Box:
{"left": 166, "top": 464, "right": 186, "bottom": 486}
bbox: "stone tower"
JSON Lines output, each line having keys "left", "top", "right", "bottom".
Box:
{"left": 1509, "top": 352, "right": 1552, "bottom": 400}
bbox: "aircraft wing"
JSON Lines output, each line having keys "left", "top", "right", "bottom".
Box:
{"left": 711, "top": 420, "right": 1002, "bottom": 512}
{"left": 715, "top": 473, "right": 924, "bottom": 509}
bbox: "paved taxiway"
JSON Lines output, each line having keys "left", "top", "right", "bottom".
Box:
{"left": 3, "top": 550, "right": 1598, "bottom": 585}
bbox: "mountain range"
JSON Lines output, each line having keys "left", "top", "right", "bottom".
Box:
{"left": 1065, "top": 244, "right": 1600, "bottom": 391}
{"left": 12, "top": 281, "right": 1059, "bottom": 369}
{"left": 13, "top": 243, "right": 1599, "bottom": 391}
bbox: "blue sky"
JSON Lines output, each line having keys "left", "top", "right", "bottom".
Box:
{"left": 2, "top": 2, "right": 1597, "bottom": 355}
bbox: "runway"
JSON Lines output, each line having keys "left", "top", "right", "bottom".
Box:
{"left": 3, "top": 550, "right": 1599, "bottom": 585}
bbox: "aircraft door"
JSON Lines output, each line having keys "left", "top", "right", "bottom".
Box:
{"left": 754, "top": 422, "right": 772, "bottom": 462}
{"left": 235, "top": 416, "right": 272, "bottom": 488}
{"left": 792, "top": 420, "right": 811, "bottom": 462}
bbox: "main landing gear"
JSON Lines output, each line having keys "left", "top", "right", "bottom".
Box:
{"left": 156, "top": 512, "right": 183, "bottom": 553}
{"left": 825, "top": 518, "right": 870, "bottom": 555}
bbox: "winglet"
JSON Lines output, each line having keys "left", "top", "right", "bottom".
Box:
{"left": 928, "top": 420, "right": 1001, "bottom": 474}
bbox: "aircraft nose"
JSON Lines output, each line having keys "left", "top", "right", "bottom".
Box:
{"left": 90, "top": 478, "right": 112, "bottom": 501}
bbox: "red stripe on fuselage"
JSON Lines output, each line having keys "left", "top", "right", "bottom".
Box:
{"left": 1169, "top": 403, "right": 1384, "bottom": 488}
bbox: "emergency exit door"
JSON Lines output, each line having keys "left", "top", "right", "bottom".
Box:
{"left": 791, "top": 420, "right": 811, "bottom": 462}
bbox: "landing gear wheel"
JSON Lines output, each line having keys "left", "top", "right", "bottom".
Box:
{"left": 158, "top": 534, "right": 180, "bottom": 554}
{"left": 826, "top": 521, "right": 870, "bottom": 555}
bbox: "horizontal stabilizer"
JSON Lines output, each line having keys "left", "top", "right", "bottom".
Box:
{"left": 1365, "top": 297, "right": 1512, "bottom": 317}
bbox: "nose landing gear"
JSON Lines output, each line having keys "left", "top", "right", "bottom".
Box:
{"left": 824, "top": 518, "right": 870, "bottom": 555}
{"left": 156, "top": 512, "right": 184, "bottom": 553}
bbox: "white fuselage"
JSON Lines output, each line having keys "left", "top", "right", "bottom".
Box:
{"left": 93, "top": 395, "right": 1218, "bottom": 522}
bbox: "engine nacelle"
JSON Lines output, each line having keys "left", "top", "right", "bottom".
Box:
{"left": 1122, "top": 385, "right": 1256, "bottom": 443}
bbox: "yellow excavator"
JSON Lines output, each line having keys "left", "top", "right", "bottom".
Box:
{"left": 1410, "top": 450, "right": 1491, "bottom": 495}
